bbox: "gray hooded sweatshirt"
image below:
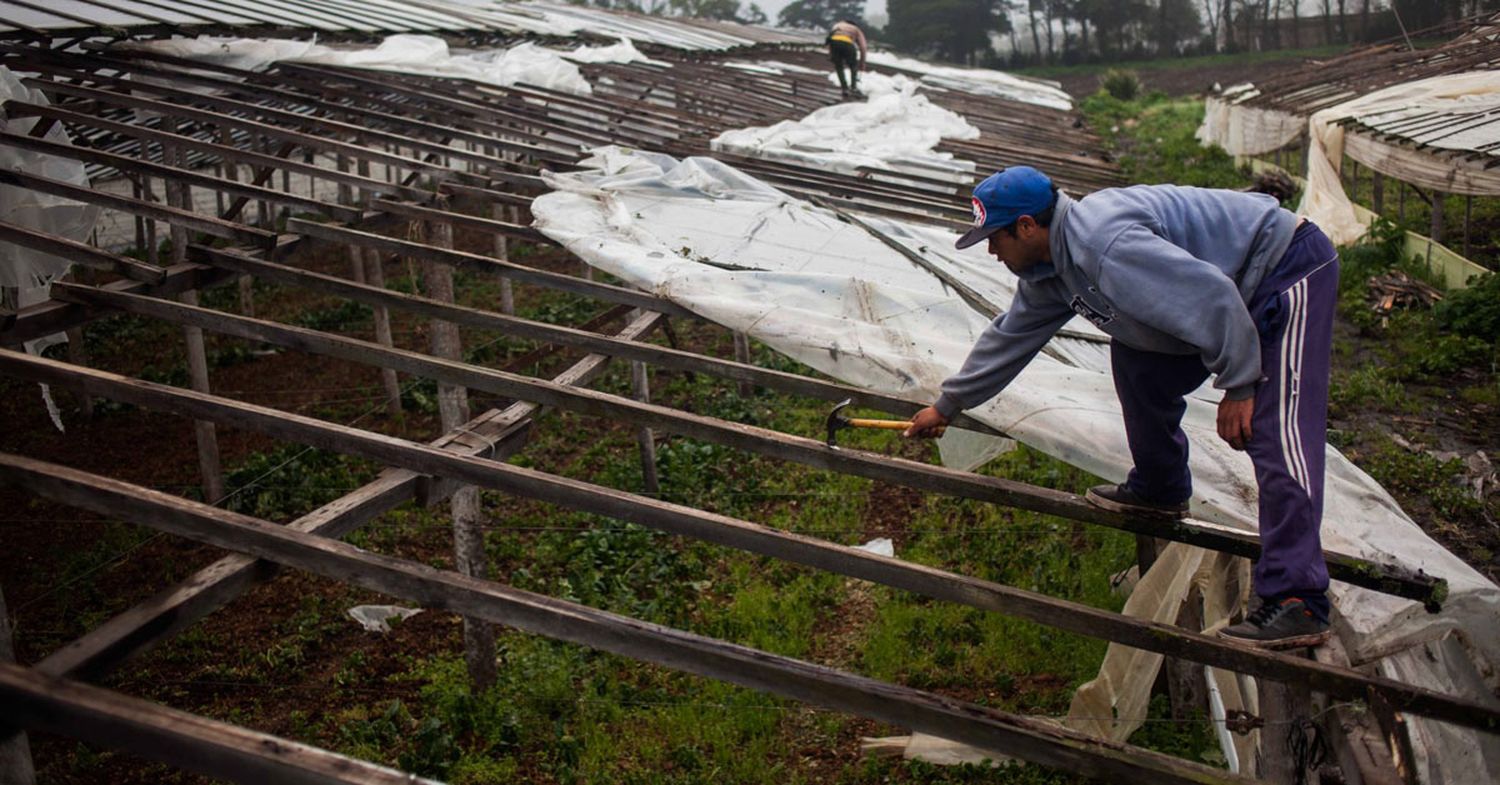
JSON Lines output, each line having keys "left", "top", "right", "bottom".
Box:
{"left": 934, "top": 185, "right": 1298, "bottom": 419}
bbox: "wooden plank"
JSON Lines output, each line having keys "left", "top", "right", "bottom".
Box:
{"left": 3, "top": 81, "right": 467, "bottom": 188}
{"left": 370, "top": 198, "right": 553, "bottom": 245}
{"left": 0, "top": 221, "right": 164, "bottom": 285}
{"left": 0, "top": 350, "right": 1489, "bottom": 735}
{"left": 0, "top": 455, "right": 1253, "bottom": 785}
{"left": 35, "top": 312, "right": 662, "bottom": 680}
{"left": 0, "top": 168, "right": 274, "bottom": 249}
{"left": 0, "top": 132, "right": 361, "bottom": 223}
{"left": 284, "top": 218, "right": 697, "bottom": 319}
{"left": 0, "top": 662, "right": 441, "bottom": 785}
{"left": 54, "top": 282, "right": 1444, "bottom": 610}
{"left": 189, "top": 246, "right": 1002, "bottom": 436}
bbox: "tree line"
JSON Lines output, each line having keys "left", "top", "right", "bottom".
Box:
{"left": 571, "top": 0, "right": 1494, "bottom": 67}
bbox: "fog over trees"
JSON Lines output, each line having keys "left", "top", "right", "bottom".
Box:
{"left": 576, "top": 0, "right": 1495, "bottom": 67}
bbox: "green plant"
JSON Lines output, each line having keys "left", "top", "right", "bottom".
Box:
{"left": 1099, "top": 68, "right": 1142, "bottom": 101}
{"left": 1436, "top": 272, "right": 1500, "bottom": 343}
{"left": 221, "top": 445, "right": 377, "bottom": 520}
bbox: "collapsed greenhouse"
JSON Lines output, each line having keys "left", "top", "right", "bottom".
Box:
{"left": 0, "top": 2, "right": 1497, "bottom": 784}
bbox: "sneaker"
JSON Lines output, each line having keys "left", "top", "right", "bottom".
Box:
{"left": 1219, "top": 598, "right": 1331, "bottom": 650}
{"left": 1085, "top": 484, "right": 1188, "bottom": 519}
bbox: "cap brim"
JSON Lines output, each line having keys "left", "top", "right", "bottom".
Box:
{"left": 955, "top": 223, "right": 1002, "bottom": 250}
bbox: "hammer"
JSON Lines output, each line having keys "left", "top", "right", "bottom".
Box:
{"left": 824, "top": 398, "right": 942, "bottom": 448}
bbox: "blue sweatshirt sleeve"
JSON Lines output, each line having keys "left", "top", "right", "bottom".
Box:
{"left": 934, "top": 283, "right": 1074, "bottom": 418}
{"left": 1094, "top": 225, "right": 1261, "bottom": 399}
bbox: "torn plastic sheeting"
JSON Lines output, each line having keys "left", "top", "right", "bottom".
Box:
{"left": 347, "top": 604, "right": 422, "bottom": 633}
{"left": 711, "top": 75, "right": 978, "bottom": 183}
{"left": 118, "top": 34, "right": 633, "bottom": 96}
{"left": 1300, "top": 71, "right": 1500, "bottom": 246}
{"left": 865, "top": 51, "right": 1073, "bottom": 111}
{"left": 1196, "top": 93, "right": 1305, "bottom": 158}
{"left": 531, "top": 148, "right": 1500, "bottom": 774}
{"left": 0, "top": 66, "right": 100, "bottom": 347}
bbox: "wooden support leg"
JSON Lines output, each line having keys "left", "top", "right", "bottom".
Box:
{"left": 362, "top": 252, "right": 403, "bottom": 418}
{"left": 732, "top": 331, "right": 754, "bottom": 398}
{"left": 0, "top": 586, "right": 36, "bottom": 785}
{"left": 492, "top": 203, "right": 514, "bottom": 315}
{"left": 165, "top": 136, "right": 225, "bottom": 504}
{"left": 220, "top": 128, "right": 254, "bottom": 316}
{"left": 1372, "top": 172, "right": 1384, "bottom": 216}
{"left": 632, "top": 358, "right": 659, "bottom": 496}
{"left": 1257, "top": 673, "right": 1317, "bottom": 785}
{"left": 425, "top": 218, "right": 496, "bottom": 691}
{"left": 1430, "top": 191, "right": 1444, "bottom": 246}
{"left": 1166, "top": 587, "right": 1207, "bottom": 721}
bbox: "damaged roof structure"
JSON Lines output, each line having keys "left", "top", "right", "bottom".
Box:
{"left": 0, "top": 2, "right": 1497, "bottom": 784}
{"left": 1198, "top": 12, "right": 1500, "bottom": 279}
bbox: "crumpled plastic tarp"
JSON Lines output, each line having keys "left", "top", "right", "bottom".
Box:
{"left": 710, "top": 74, "right": 979, "bottom": 181}
{"left": 865, "top": 51, "right": 1073, "bottom": 111}
{"left": 0, "top": 66, "right": 100, "bottom": 349}
{"left": 1300, "top": 70, "right": 1500, "bottom": 246}
{"left": 118, "top": 33, "right": 660, "bottom": 96}
{"left": 532, "top": 148, "right": 1500, "bottom": 783}
{"left": 1195, "top": 82, "right": 1306, "bottom": 158}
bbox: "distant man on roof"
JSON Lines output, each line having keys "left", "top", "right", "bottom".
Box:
{"left": 905, "top": 166, "right": 1339, "bottom": 650}
{"left": 826, "top": 19, "right": 867, "bottom": 99}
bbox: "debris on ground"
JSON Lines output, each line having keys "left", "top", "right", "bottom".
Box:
{"left": 1369, "top": 271, "right": 1443, "bottom": 316}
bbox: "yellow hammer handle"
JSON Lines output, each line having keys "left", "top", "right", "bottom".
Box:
{"left": 846, "top": 418, "right": 910, "bottom": 429}
{"left": 846, "top": 419, "right": 946, "bottom": 435}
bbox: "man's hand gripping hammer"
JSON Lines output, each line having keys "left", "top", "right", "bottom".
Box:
{"left": 824, "top": 398, "right": 943, "bottom": 448}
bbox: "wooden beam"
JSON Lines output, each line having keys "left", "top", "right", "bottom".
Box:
{"left": 189, "top": 246, "right": 1002, "bottom": 436}
{"left": 0, "top": 169, "right": 275, "bottom": 249}
{"left": 370, "top": 198, "right": 553, "bottom": 245}
{"left": 0, "top": 132, "right": 361, "bottom": 223}
{"left": 34, "top": 312, "right": 662, "bottom": 681}
{"left": 0, "top": 351, "right": 1488, "bottom": 734}
{"left": 0, "top": 662, "right": 442, "bottom": 785}
{"left": 52, "top": 283, "right": 1445, "bottom": 610}
{"left": 0, "top": 101, "right": 442, "bottom": 209}
{"left": 284, "top": 218, "right": 697, "bottom": 319}
{"left": 3, "top": 82, "right": 468, "bottom": 188}
{"left": 0, "top": 455, "right": 1254, "bottom": 785}
{"left": 0, "top": 221, "right": 165, "bottom": 285}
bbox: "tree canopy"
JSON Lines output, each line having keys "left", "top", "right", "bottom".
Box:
{"left": 776, "top": 0, "right": 868, "bottom": 30}
{"left": 883, "top": 0, "right": 1013, "bottom": 64}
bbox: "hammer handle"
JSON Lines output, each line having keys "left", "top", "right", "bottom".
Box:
{"left": 847, "top": 419, "right": 946, "bottom": 435}
{"left": 846, "top": 418, "right": 911, "bottom": 430}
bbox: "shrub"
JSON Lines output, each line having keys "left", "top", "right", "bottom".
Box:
{"left": 1436, "top": 272, "right": 1500, "bottom": 343}
{"left": 1099, "top": 69, "right": 1142, "bottom": 101}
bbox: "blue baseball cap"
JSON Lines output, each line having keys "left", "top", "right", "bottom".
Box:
{"left": 955, "top": 166, "right": 1055, "bottom": 249}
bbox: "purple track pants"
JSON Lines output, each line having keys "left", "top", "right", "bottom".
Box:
{"left": 1111, "top": 222, "right": 1339, "bottom": 617}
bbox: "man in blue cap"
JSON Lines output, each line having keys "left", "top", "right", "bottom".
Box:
{"left": 904, "top": 166, "right": 1340, "bottom": 650}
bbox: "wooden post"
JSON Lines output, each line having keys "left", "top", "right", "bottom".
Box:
{"left": 632, "top": 358, "right": 659, "bottom": 496}
{"left": 220, "top": 128, "right": 253, "bottom": 317}
{"left": 732, "top": 331, "right": 754, "bottom": 398}
{"left": 492, "top": 203, "right": 514, "bottom": 315}
{"left": 0, "top": 586, "right": 36, "bottom": 785}
{"left": 424, "top": 216, "right": 497, "bottom": 691}
{"left": 1463, "top": 196, "right": 1472, "bottom": 259}
{"left": 1257, "top": 672, "right": 1316, "bottom": 785}
{"left": 1430, "top": 191, "right": 1445, "bottom": 246}
{"left": 351, "top": 154, "right": 402, "bottom": 417}
{"left": 165, "top": 131, "right": 225, "bottom": 504}
{"left": 1398, "top": 182, "right": 1406, "bottom": 225}
{"left": 1166, "top": 586, "right": 1206, "bottom": 721}
{"left": 1372, "top": 171, "right": 1384, "bottom": 215}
